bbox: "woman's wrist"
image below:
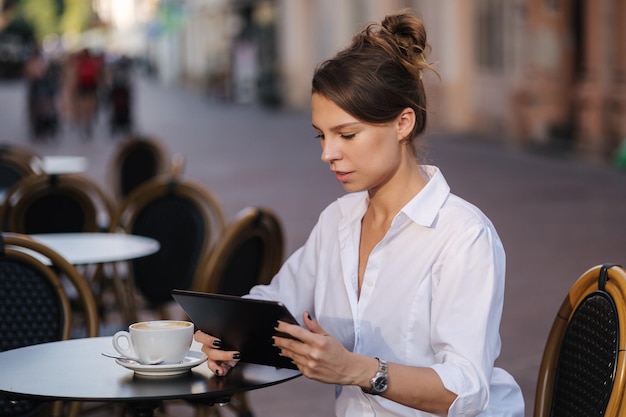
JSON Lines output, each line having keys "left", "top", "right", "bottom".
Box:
{"left": 346, "top": 354, "right": 381, "bottom": 389}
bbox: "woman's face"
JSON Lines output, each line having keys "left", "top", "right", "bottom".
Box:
{"left": 311, "top": 93, "right": 406, "bottom": 193}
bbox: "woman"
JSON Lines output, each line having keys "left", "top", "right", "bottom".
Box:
{"left": 195, "top": 9, "right": 524, "bottom": 417}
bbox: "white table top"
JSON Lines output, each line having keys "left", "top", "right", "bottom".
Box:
{"left": 41, "top": 155, "right": 88, "bottom": 174}
{"left": 0, "top": 337, "right": 300, "bottom": 409}
{"left": 29, "top": 232, "right": 160, "bottom": 265}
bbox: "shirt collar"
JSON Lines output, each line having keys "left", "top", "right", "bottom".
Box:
{"left": 336, "top": 165, "right": 451, "bottom": 229}
{"left": 401, "top": 165, "right": 450, "bottom": 228}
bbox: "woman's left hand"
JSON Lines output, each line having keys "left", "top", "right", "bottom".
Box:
{"left": 273, "top": 312, "right": 364, "bottom": 386}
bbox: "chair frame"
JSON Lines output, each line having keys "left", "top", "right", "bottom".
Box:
{"left": 0, "top": 144, "right": 42, "bottom": 207}
{"left": 0, "top": 232, "right": 99, "bottom": 417}
{"left": 108, "top": 135, "right": 172, "bottom": 203}
{"left": 0, "top": 232, "right": 100, "bottom": 338}
{"left": 190, "top": 206, "right": 285, "bottom": 417}
{"left": 1, "top": 173, "right": 116, "bottom": 234}
{"left": 534, "top": 263, "right": 626, "bottom": 417}
{"left": 0, "top": 143, "right": 42, "bottom": 178}
{"left": 111, "top": 175, "right": 226, "bottom": 321}
{"left": 194, "top": 206, "right": 284, "bottom": 294}
{"left": 0, "top": 173, "right": 117, "bottom": 329}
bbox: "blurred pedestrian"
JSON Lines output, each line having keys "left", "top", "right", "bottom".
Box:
{"left": 24, "top": 47, "right": 58, "bottom": 139}
{"left": 195, "top": 9, "right": 524, "bottom": 417}
{"left": 107, "top": 55, "right": 133, "bottom": 135}
{"left": 74, "top": 48, "right": 101, "bottom": 138}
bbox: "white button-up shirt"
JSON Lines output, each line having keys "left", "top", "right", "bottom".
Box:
{"left": 249, "top": 166, "right": 524, "bottom": 417}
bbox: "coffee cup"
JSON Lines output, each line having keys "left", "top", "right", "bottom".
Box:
{"left": 112, "top": 320, "right": 194, "bottom": 365}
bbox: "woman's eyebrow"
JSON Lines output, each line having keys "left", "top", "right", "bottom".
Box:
{"left": 312, "top": 122, "right": 360, "bottom": 132}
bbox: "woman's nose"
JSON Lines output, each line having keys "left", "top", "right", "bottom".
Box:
{"left": 321, "top": 138, "right": 340, "bottom": 163}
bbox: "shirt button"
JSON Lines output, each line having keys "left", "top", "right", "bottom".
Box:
{"left": 366, "top": 281, "right": 374, "bottom": 287}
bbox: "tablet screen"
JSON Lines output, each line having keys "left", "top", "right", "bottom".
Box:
{"left": 171, "top": 289, "right": 299, "bottom": 370}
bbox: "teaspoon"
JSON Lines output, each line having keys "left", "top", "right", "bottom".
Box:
{"left": 101, "top": 352, "right": 164, "bottom": 365}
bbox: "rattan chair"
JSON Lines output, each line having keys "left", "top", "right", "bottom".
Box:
{"left": 107, "top": 135, "right": 173, "bottom": 204}
{"left": 194, "top": 206, "right": 285, "bottom": 295}
{"left": 111, "top": 174, "right": 226, "bottom": 321}
{"left": 534, "top": 263, "right": 626, "bottom": 417}
{"left": 0, "top": 232, "right": 99, "bottom": 417}
{"left": 191, "top": 206, "right": 285, "bottom": 417}
{"left": 1, "top": 173, "right": 116, "bottom": 234}
{"left": 0, "top": 144, "right": 42, "bottom": 206}
{"left": 0, "top": 172, "right": 118, "bottom": 322}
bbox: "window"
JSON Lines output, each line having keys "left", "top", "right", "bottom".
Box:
{"left": 476, "top": 0, "right": 505, "bottom": 72}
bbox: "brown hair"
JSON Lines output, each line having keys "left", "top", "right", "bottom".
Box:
{"left": 312, "top": 9, "right": 435, "bottom": 149}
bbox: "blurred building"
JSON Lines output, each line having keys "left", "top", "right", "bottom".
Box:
{"left": 92, "top": 0, "right": 626, "bottom": 161}
{"left": 510, "top": 0, "right": 626, "bottom": 160}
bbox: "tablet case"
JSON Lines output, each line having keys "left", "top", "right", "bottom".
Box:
{"left": 171, "top": 289, "right": 299, "bottom": 370}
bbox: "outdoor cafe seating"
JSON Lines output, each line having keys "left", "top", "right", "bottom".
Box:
{"left": 534, "top": 263, "right": 626, "bottom": 417}
{"left": 107, "top": 134, "right": 174, "bottom": 204}
{"left": 0, "top": 231, "right": 99, "bottom": 417}
{"left": 0, "top": 143, "right": 42, "bottom": 203}
{"left": 189, "top": 205, "right": 285, "bottom": 417}
{"left": 110, "top": 171, "right": 226, "bottom": 323}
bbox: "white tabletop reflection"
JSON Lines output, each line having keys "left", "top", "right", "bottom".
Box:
{"left": 41, "top": 155, "right": 88, "bottom": 174}
{"left": 29, "top": 232, "right": 160, "bottom": 265}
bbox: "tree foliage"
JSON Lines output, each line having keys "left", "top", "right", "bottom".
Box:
{"left": 3, "top": 0, "right": 92, "bottom": 41}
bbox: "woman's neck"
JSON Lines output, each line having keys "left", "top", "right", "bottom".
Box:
{"left": 367, "top": 159, "right": 427, "bottom": 222}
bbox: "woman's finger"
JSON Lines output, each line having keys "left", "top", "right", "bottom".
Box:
{"left": 195, "top": 330, "right": 241, "bottom": 376}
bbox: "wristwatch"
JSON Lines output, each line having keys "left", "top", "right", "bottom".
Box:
{"left": 362, "top": 358, "right": 389, "bottom": 395}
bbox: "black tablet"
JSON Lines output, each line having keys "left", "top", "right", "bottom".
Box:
{"left": 171, "top": 289, "right": 299, "bottom": 370}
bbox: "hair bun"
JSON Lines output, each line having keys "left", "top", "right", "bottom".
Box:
{"left": 380, "top": 11, "right": 428, "bottom": 62}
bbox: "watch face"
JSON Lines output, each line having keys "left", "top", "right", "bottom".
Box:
{"left": 373, "top": 376, "right": 388, "bottom": 393}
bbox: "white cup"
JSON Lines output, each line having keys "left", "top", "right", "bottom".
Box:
{"left": 112, "top": 320, "right": 194, "bottom": 365}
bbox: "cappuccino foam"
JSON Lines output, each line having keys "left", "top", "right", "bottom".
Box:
{"left": 132, "top": 321, "right": 192, "bottom": 330}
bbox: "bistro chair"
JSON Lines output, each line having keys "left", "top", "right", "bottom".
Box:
{"left": 534, "top": 263, "right": 626, "bottom": 417}
{"left": 194, "top": 206, "right": 285, "bottom": 295}
{"left": 0, "top": 232, "right": 99, "bottom": 417}
{"left": 0, "top": 173, "right": 118, "bottom": 322}
{"left": 0, "top": 143, "right": 42, "bottom": 203}
{"left": 111, "top": 174, "right": 226, "bottom": 322}
{"left": 107, "top": 134, "right": 173, "bottom": 204}
{"left": 191, "top": 206, "right": 285, "bottom": 417}
{"left": 1, "top": 173, "right": 116, "bottom": 234}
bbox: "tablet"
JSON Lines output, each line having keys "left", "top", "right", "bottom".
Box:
{"left": 171, "top": 289, "right": 299, "bottom": 370}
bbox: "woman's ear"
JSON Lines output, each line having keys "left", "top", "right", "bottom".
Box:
{"left": 397, "top": 108, "right": 416, "bottom": 142}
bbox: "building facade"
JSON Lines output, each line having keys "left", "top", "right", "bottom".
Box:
{"left": 512, "top": 0, "right": 626, "bottom": 160}
{"left": 96, "top": 0, "right": 626, "bottom": 161}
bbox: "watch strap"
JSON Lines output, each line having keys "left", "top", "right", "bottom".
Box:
{"left": 362, "top": 357, "right": 388, "bottom": 395}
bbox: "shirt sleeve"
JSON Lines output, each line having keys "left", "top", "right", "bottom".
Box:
{"left": 429, "top": 220, "right": 506, "bottom": 417}
{"left": 246, "top": 215, "right": 323, "bottom": 323}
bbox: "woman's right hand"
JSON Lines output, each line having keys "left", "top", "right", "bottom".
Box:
{"left": 194, "top": 330, "right": 241, "bottom": 376}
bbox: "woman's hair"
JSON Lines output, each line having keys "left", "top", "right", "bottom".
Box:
{"left": 312, "top": 9, "right": 435, "bottom": 149}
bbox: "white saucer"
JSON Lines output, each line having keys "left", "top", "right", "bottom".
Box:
{"left": 115, "top": 351, "right": 207, "bottom": 377}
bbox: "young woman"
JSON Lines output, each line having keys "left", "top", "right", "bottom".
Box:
{"left": 195, "top": 9, "right": 524, "bottom": 416}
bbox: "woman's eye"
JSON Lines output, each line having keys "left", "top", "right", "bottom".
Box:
{"left": 341, "top": 133, "right": 356, "bottom": 139}
{"left": 314, "top": 133, "right": 324, "bottom": 140}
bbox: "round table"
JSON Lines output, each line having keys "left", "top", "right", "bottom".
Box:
{"left": 0, "top": 337, "right": 301, "bottom": 416}
{"left": 29, "top": 232, "right": 160, "bottom": 265}
{"left": 41, "top": 155, "right": 88, "bottom": 174}
{"left": 27, "top": 232, "right": 160, "bottom": 324}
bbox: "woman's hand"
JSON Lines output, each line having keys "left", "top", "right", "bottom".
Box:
{"left": 194, "top": 330, "right": 241, "bottom": 376}
{"left": 273, "top": 312, "right": 370, "bottom": 386}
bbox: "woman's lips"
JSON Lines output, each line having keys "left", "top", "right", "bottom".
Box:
{"left": 334, "top": 171, "right": 352, "bottom": 183}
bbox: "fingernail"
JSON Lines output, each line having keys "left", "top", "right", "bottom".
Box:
{"left": 212, "top": 340, "right": 222, "bottom": 347}
{"left": 233, "top": 353, "right": 241, "bottom": 360}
